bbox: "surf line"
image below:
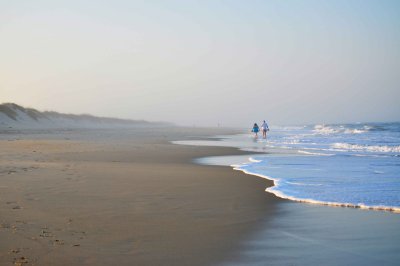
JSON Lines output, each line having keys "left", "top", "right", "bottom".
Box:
{"left": 232, "top": 165, "right": 400, "bottom": 213}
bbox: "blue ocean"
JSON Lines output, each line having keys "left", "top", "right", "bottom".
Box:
{"left": 176, "top": 122, "right": 400, "bottom": 212}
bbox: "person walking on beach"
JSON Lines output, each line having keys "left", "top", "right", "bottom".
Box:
{"left": 261, "top": 120, "right": 269, "bottom": 139}
{"left": 252, "top": 123, "right": 260, "bottom": 138}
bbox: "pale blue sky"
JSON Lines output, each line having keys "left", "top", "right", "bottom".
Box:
{"left": 1, "top": 0, "right": 399, "bottom": 126}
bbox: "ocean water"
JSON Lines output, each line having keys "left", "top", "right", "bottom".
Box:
{"left": 175, "top": 122, "right": 400, "bottom": 212}
{"left": 174, "top": 122, "right": 400, "bottom": 265}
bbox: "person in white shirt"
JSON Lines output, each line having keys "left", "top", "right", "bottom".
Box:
{"left": 261, "top": 120, "right": 269, "bottom": 139}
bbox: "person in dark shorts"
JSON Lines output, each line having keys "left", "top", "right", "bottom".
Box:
{"left": 252, "top": 123, "right": 260, "bottom": 137}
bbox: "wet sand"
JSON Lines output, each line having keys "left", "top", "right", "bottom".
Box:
{"left": 224, "top": 201, "right": 400, "bottom": 266}
{"left": 0, "top": 127, "right": 281, "bottom": 265}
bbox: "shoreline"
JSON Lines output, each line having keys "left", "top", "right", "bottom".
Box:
{"left": 0, "top": 127, "right": 281, "bottom": 265}
{"left": 193, "top": 134, "right": 400, "bottom": 266}
{"left": 183, "top": 134, "right": 400, "bottom": 214}
{"left": 234, "top": 167, "right": 400, "bottom": 213}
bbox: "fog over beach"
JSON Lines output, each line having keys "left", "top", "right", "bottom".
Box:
{"left": 1, "top": 0, "right": 399, "bottom": 126}
{"left": 0, "top": 103, "right": 169, "bottom": 129}
{"left": 1, "top": 0, "right": 400, "bottom": 265}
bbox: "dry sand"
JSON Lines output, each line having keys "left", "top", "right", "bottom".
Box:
{"left": 0, "top": 127, "right": 280, "bottom": 265}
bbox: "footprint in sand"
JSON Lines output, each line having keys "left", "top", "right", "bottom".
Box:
{"left": 0, "top": 222, "right": 11, "bottom": 229}
{"left": 39, "top": 229, "right": 53, "bottom": 238}
{"left": 52, "top": 239, "right": 65, "bottom": 246}
{"left": 13, "top": 256, "right": 29, "bottom": 265}
{"left": 6, "top": 201, "right": 22, "bottom": 210}
{"left": 9, "top": 248, "right": 21, "bottom": 254}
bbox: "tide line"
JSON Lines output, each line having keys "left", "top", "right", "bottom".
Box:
{"left": 232, "top": 166, "right": 400, "bottom": 213}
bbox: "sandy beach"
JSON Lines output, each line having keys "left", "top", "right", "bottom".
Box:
{"left": 2, "top": 1, "right": 399, "bottom": 264}
{"left": 0, "top": 127, "right": 281, "bottom": 266}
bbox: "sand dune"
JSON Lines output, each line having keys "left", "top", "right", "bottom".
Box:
{"left": 0, "top": 103, "right": 169, "bottom": 129}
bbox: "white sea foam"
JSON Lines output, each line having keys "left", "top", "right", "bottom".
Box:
{"left": 249, "top": 157, "right": 262, "bottom": 163}
{"left": 313, "top": 125, "right": 369, "bottom": 135}
{"left": 297, "top": 150, "right": 334, "bottom": 156}
{"left": 281, "top": 140, "right": 301, "bottom": 145}
{"left": 332, "top": 143, "right": 400, "bottom": 153}
{"left": 344, "top": 128, "right": 367, "bottom": 134}
{"left": 313, "top": 125, "right": 339, "bottom": 134}
{"left": 373, "top": 170, "right": 385, "bottom": 174}
{"left": 233, "top": 167, "right": 400, "bottom": 213}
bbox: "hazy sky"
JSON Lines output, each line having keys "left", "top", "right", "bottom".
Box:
{"left": 1, "top": 0, "right": 399, "bottom": 126}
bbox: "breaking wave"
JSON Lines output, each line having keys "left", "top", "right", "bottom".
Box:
{"left": 233, "top": 166, "right": 400, "bottom": 213}
{"left": 332, "top": 143, "right": 400, "bottom": 153}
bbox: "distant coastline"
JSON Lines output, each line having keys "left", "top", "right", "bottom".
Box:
{"left": 0, "top": 103, "right": 172, "bottom": 129}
